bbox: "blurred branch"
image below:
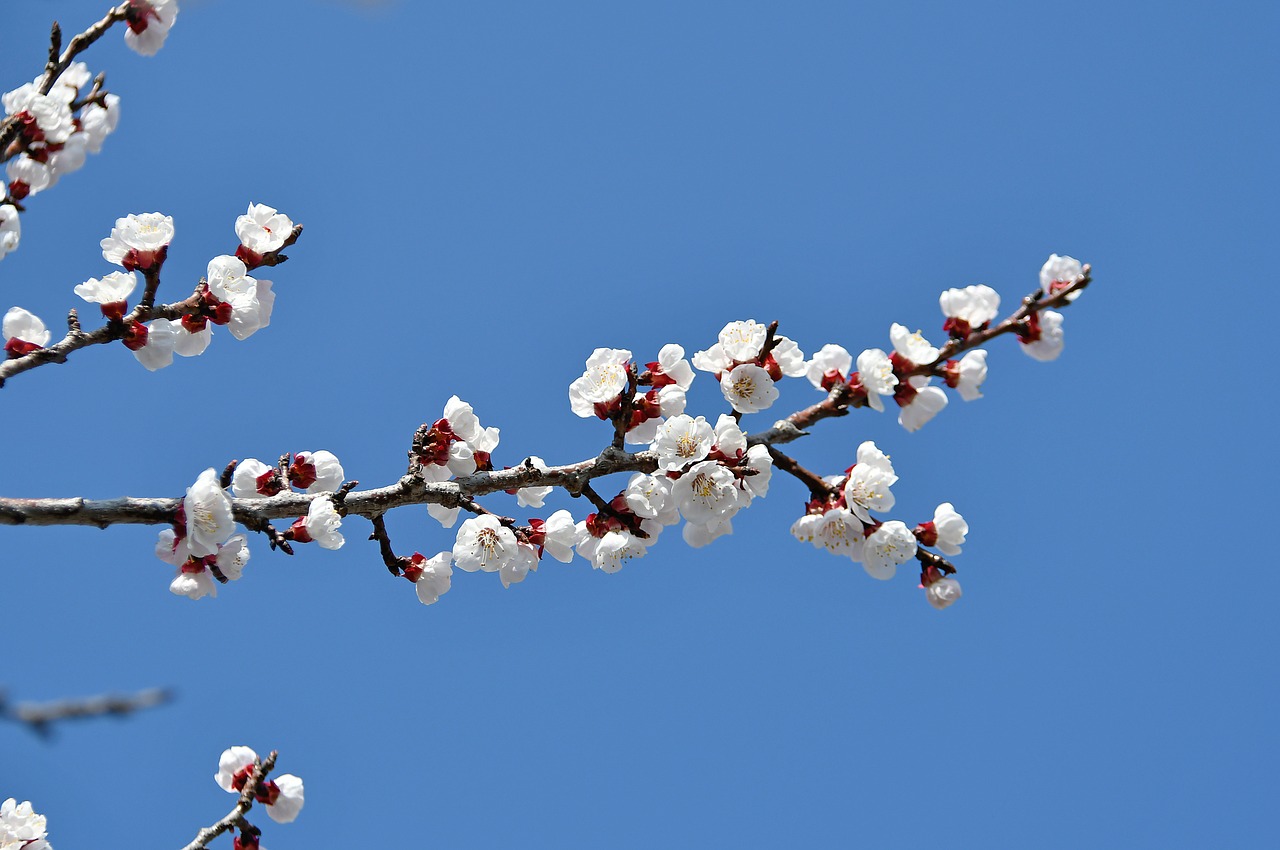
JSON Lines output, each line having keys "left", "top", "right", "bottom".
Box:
{"left": 0, "top": 685, "right": 172, "bottom": 739}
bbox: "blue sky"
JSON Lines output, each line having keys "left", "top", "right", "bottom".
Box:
{"left": 2, "top": 0, "right": 1276, "bottom": 847}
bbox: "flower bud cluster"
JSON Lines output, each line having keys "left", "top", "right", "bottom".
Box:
{"left": 569, "top": 345, "right": 691, "bottom": 443}
{"left": 214, "top": 744, "right": 303, "bottom": 850}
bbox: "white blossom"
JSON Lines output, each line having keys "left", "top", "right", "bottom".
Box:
{"left": 169, "top": 566, "right": 217, "bottom": 600}
{"left": 267, "top": 774, "right": 306, "bottom": 824}
{"left": 577, "top": 528, "right": 647, "bottom": 573}
{"left": 806, "top": 343, "right": 851, "bottom": 389}
{"left": 898, "top": 386, "right": 948, "bottom": 432}
{"left": 816, "top": 508, "right": 865, "bottom": 559}
{"left": 1, "top": 798, "right": 52, "bottom": 850}
{"left": 134, "top": 318, "right": 177, "bottom": 370}
{"left": 184, "top": 468, "right": 234, "bottom": 558}
{"left": 2, "top": 86, "right": 74, "bottom": 143}
{"left": 855, "top": 348, "right": 897, "bottom": 412}
{"left": 889, "top": 323, "right": 940, "bottom": 368}
{"left": 74, "top": 271, "right": 136, "bottom": 311}
{"left": 6, "top": 157, "right": 51, "bottom": 201}
{"left": 426, "top": 502, "right": 460, "bottom": 529}
{"left": 0, "top": 205, "right": 20, "bottom": 260}
{"left": 770, "top": 336, "right": 807, "bottom": 377}
{"left": 48, "top": 134, "right": 88, "bottom": 181}
{"left": 717, "top": 319, "right": 768, "bottom": 362}
{"left": 500, "top": 542, "right": 540, "bottom": 588}
{"left": 931, "top": 503, "right": 969, "bottom": 556}
{"left": 939, "top": 284, "right": 1000, "bottom": 328}
{"left": 691, "top": 342, "right": 731, "bottom": 375}
{"left": 80, "top": 94, "right": 121, "bottom": 153}
{"left": 842, "top": 441, "right": 897, "bottom": 524}
{"left": 453, "top": 514, "right": 518, "bottom": 573}
{"left": 672, "top": 460, "right": 740, "bottom": 525}
{"left": 3, "top": 307, "right": 51, "bottom": 349}
{"left": 952, "top": 350, "right": 988, "bottom": 401}
{"left": 215, "top": 745, "right": 260, "bottom": 792}
{"left": 236, "top": 203, "right": 293, "bottom": 253}
{"left": 925, "top": 577, "right": 963, "bottom": 610}
{"left": 683, "top": 517, "right": 733, "bottom": 548}
{"left": 539, "top": 509, "right": 582, "bottom": 563}
{"left": 101, "top": 212, "right": 174, "bottom": 268}
{"left": 412, "top": 552, "right": 453, "bottom": 605}
{"left": 625, "top": 472, "right": 672, "bottom": 520}
{"left": 303, "top": 497, "right": 344, "bottom": 550}
{"left": 741, "top": 444, "right": 773, "bottom": 500}
{"left": 173, "top": 322, "right": 211, "bottom": 357}
{"left": 569, "top": 347, "right": 631, "bottom": 415}
{"left": 1040, "top": 253, "right": 1084, "bottom": 301}
{"left": 124, "top": 0, "right": 180, "bottom": 56}
{"left": 652, "top": 414, "right": 715, "bottom": 471}
{"left": 1020, "top": 310, "right": 1066, "bottom": 361}
{"left": 215, "top": 535, "right": 251, "bottom": 581}
{"left": 292, "top": 450, "right": 345, "bottom": 494}
{"left": 651, "top": 343, "right": 695, "bottom": 390}
{"left": 720, "top": 363, "right": 779, "bottom": 414}
{"left": 862, "top": 520, "right": 918, "bottom": 580}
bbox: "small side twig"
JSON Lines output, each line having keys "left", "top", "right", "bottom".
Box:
{"left": 179, "top": 750, "right": 278, "bottom": 850}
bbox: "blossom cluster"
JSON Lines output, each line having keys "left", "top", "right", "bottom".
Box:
{"left": 3, "top": 205, "right": 293, "bottom": 369}
{"left": 790, "top": 440, "right": 967, "bottom": 609}
{"left": 215, "top": 746, "right": 303, "bottom": 848}
{"left": 158, "top": 454, "right": 345, "bottom": 600}
{"left": 1, "top": 798, "right": 52, "bottom": 850}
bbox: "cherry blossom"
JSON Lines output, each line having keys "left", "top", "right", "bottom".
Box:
{"left": 124, "top": 0, "right": 180, "bottom": 57}
{"left": 404, "top": 552, "right": 453, "bottom": 605}
{"left": 3, "top": 307, "right": 51, "bottom": 357}
{"left": 806, "top": 343, "right": 852, "bottom": 390}
{"left": 74, "top": 271, "right": 137, "bottom": 320}
{"left": 100, "top": 212, "right": 173, "bottom": 271}
{"left": 625, "top": 472, "right": 675, "bottom": 521}
{"left": 0, "top": 205, "right": 20, "bottom": 259}
{"left": 645, "top": 343, "right": 695, "bottom": 390}
{"left": 80, "top": 94, "right": 121, "bottom": 154}
{"left": 1040, "top": 253, "right": 1083, "bottom": 301}
{"left": 2, "top": 86, "right": 75, "bottom": 144}
{"left": 294, "top": 497, "right": 344, "bottom": 550}
{"left": 132, "top": 317, "right": 177, "bottom": 370}
{"left": 897, "top": 384, "right": 948, "bottom": 432}
{"left": 183, "top": 468, "right": 235, "bottom": 557}
{"left": 231, "top": 458, "right": 284, "bottom": 499}
{"left": 289, "top": 450, "right": 345, "bottom": 494}
{"left": 500, "top": 542, "right": 540, "bottom": 588}
{"left": 925, "top": 576, "right": 963, "bottom": 610}
{"left": 943, "top": 350, "right": 988, "bottom": 401}
{"left": 683, "top": 516, "right": 733, "bottom": 548}
{"left": 672, "top": 460, "right": 741, "bottom": 525}
{"left": 569, "top": 347, "right": 631, "bottom": 416}
{"left": 915, "top": 503, "right": 968, "bottom": 556}
{"left": 862, "top": 520, "right": 918, "bottom": 580}
{"left": 173, "top": 319, "right": 212, "bottom": 357}
{"left": 720, "top": 363, "right": 779, "bottom": 413}
{"left": 889, "top": 323, "right": 940, "bottom": 377}
{"left": 842, "top": 441, "right": 897, "bottom": 524}
{"left": 1018, "top": 310, "right": 1066, "bottom": 361}
{"left": 854, "top": 348, "right": 897, "bottom": 412}
{"left": 0, "top": 798, "right": 51, "bottom": 850}
{"left": 577, "top": 527, "right": 649, "bottom": 573}
{"left": 6, "top": 156, "right": 51, "bottom": 199}
{"left": 652, "top": 414, "right": 715, "bottom": 471}
{"left": 528, "top": 509, "right": 582, "bottom": 562}
{"left": 939, "top": 284, "right": 1000, "bottom": 336}
{"left": 717, "top": 319, "right": 768, "bottom": 362}
{"left": 236, "top": 203, "right": 294, "bottom": 254}
{"left": 214, "top": 745, "right": 305, "bottom": 824}
{"left": 453, "top": 514, "right": 518, "bottom": 573}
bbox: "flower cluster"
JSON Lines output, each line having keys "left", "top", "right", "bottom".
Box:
{"left": 157, "top": 454, "right": 345, "bottom": 599}
{"left": 1, "top": 798, "right": 52, "bottom": 850}
{"left": 692, "top": 320, "right": 806, "bottom": 413}
{"left": 415, "top": 396, "right": 502, "bottom": 527}
{"left": 790, "top": 441, "right": 967, "bottom": 608}
{"left": 2, "top": 62, "right": 120, "bottom": 213}
{"left": 214, "top": 745, "right": 303, "bottom": 850}
{"left": 568, "top": 345, "right": 692, "bottom": 443}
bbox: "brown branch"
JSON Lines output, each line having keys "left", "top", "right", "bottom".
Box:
{"left": 766, "top": 446, "right": 833, "bottom": 501}
{"left": 0, "top": 685, "right": 171, "bottom": 739}
{"left": 179, "top": 750, "right": 278, "bottom": 850}
{"left": 368, "top": 513, "right": 409, "bottom": 576}
{"left": 915, "top": 546, "right": 957, "bottom": 576}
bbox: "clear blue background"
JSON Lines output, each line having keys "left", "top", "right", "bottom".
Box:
{"left": 2, "top": 0, "right": 1276, "bottom": 847}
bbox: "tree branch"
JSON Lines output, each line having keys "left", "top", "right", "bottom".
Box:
{"left": 0, "top": 685, "right": 171, "bottom": 739}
